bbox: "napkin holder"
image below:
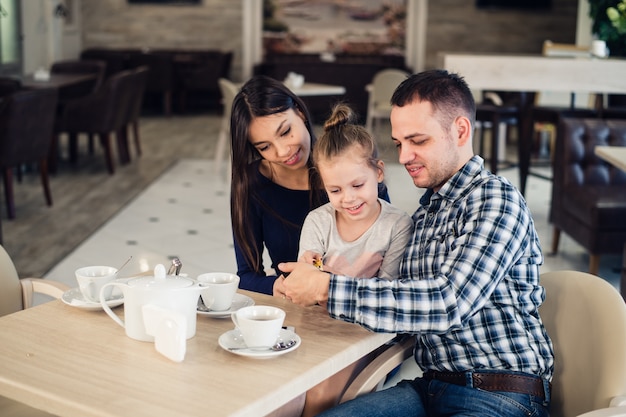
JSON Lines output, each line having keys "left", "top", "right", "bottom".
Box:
{"left": 142, "top": 304, "right": 187, "bottom": 362}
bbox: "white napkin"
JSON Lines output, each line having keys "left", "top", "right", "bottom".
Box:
{"left": 142, "top": 304, "right": 187, "bottom": 363}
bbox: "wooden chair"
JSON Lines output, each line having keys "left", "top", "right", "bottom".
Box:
{"left": 50, "top": 59, "right": 107, "bottom": 100}
{"left": 0, "top": 244, "right": 69, "bottom": 416}
{"left": 118, "top": 65, "right": 149, "bottom": 162}
{"left": 53, "top": 69, "right": 136, "bottom": 174}
{"left": 0, "top": 88, "right": 58, "bottom": 219}
{"left": 365, "top": 69, "right": 410, "bottom": 136}
{"left": 339, "top": 336, "right": 414, "bottom": 403}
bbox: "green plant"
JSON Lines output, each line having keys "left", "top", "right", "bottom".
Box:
{"left": 607, "top": 0, "right": 626, "bottom": 34}
{"left": 589, "top": 0, "right": 626, "bottom": 56}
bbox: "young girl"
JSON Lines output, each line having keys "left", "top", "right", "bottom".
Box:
{"left": 295, "top": 103, "right": 413, "bottom": 417}
{"left": 298, "top": 103, "right": 413, "bottom": 280}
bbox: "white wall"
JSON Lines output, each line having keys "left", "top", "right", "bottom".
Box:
{"left": 21, "top": 0, "right": 82, "bottom": 74}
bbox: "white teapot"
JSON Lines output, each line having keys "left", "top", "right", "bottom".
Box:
{"left": 100, "top": 264, "right": 202, "bottom": 342}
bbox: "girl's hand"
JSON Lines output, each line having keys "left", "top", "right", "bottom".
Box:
{"left": 299, "top": 251, "right": 323, "bottom": 270}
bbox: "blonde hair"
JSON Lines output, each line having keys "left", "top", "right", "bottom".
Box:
{"left": 313, "top": 103, "right": 381, "bottom": 172}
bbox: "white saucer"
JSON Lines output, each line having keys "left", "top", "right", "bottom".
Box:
{"left": 219, "top": 328, "right": 301, "bottom": 359}
{"left": 61, "top": 287, "right": 124, "bottom": 311}
{"left": 197, "top": 293, "right": 254, "bottom": 318}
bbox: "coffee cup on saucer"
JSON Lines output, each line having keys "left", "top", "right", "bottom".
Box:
{"left": 231, "top": 305, "right": 285, "bottom": 348}
{"left": 197, "top": 272, "right": 239, "bottom": 311}
{"left": 75, "top": 266, "right": 117, "bottom": 303}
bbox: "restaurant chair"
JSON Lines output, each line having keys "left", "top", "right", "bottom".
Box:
{"left": 0, "top": 243, "right": 68, "bottom": 416}
{"left": 339, "top": 336, "right": 415, "bottom": 403}
{"left": 215, "top": 78, "right": 238, "bottom": 180}
{"left": 177, "top": 51, "right": 233, "bottom": 113}
{"left": 365, "top": 69, "right": 410, "bottom": 136}
{"left": 475, "top": 91, "right": 523, "bottom": 174}
{"left": 0, "top": 88, "right": 58, "bottom": 219}
{"left": 549, "top": 118, "right": 626, "bottom": 275}
{"left": 0, "top": 77, "right": 21, "bottom": 98}
{"left": 53, "top": 69, "right": 136, "bottom": 174}
{"left": 118, "top": 65, "right": 149, "bottom": 162}
{"left": 602, "top": 94, "right": 626, "bottom": 120}
{"left": 127, "top": 51, "right": 173, "bottom": 115}
{"left": 539, "top": 270, "right": 626, "bottom": 417}
{"left": 341, "top": 271, "right": 626, "bottom": 417}
{"left": 50, "top": 59, "right": 107, "bottom": 100}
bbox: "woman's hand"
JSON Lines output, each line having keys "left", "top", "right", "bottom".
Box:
{"left": 272, "top": 273, "right": 289, "bottom": 299}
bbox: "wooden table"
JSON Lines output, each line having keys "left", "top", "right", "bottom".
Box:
{"left": 441, "top": 53, "right": 626, "bottom": 195}
{"left": 0, "top": 290, "right": 394, "bottom": 417}
{"left": 595, "top": 146, "right": 626, "bottom": 172}
{"left": 21, "top": 73, "right": 99, "bottom": 91}
{"left": 595, "top": 145, "right": 626, "bottom": 300}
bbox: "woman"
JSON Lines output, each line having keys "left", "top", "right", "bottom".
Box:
{"left": 230, "top": 75, "right": 326, "bottom": 295}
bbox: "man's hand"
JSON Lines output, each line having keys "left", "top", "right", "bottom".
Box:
{"left": 278, "top": 261, "right": 330, "bottom": 306}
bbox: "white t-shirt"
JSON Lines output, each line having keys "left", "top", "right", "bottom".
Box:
{"left": 298, "top": 199, "right": 413, "bottom": 280}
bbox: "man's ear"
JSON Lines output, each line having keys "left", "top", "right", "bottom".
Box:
{"left": 454, "top": 116, "right": 473, "bottom": 146}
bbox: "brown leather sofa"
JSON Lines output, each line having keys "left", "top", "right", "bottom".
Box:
{"left": 254, "top": 53, "right": 410, "bottom": 123}
{"left": 549, "top": 117, "right": 626, "bottom": 274}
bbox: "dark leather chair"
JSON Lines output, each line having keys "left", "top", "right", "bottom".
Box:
{"left": 0, "top": 88, "right": 58, "bottom": 219}
{"left": 176, "top": 51, "right": 233, "bottom": 112}
{"left": 602, "top": 94, "right": 626, "bottom": 120}
{"left": 53, "top": 70, "right": 136, "bottom": 174}
{"left": 80, "top": 48, "right": 136, "bottom": 79}
{"left": 50, "top": 59, "right": 107, "bottom": 100}
{"left": 0, "top": 77, "right": 21, "bottom": 98}
{"left": 550, "top": 117, "right": 626, "bottom": 275}
{"left": 118, "top": 66, "right": 149, "bottom": 162}
{"left": 127, "top": 52, "right": 174, "bottom": 115}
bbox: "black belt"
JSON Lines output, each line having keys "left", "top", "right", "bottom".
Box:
{"left": 423, "top": 370, "right": 549, "bottom": 400}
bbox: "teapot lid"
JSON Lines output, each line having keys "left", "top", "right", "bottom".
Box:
{"left": 128, "top": 264, "right": 194, "bottom": 290}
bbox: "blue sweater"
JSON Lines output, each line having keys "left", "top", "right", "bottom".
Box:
{"left": 234, "top": 162, "right": 390, "bottom": 295}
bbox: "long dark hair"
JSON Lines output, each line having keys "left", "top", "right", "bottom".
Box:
{"left": 229, "top": 75, "right": 323, "bottom": 273}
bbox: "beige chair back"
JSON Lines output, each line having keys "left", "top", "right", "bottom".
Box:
{"left": 540, "top": 270, "right": 626, "bottom": 417}
{"left": 0, "top": 245, "right": 24, "bottom": 316}
{"left": 215, "top": 78, "right": 239, "bottom": 180}
{"left": 366, "top": 69, "right": 409, "bottom": 134}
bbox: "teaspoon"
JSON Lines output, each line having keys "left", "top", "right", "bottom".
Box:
{"left": 228, "top": 339, "right": 297, "bottom": 352}
{"left": 115, "top": 256, "right": 133, "bottom": 277}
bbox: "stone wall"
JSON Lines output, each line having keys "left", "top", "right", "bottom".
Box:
{"left": 81, "top": 0, "right": 242, "bottom": 77}
{"left": 426, "top": 0, "right": 579, "bottom": 69}
{"left": 81, "top": 0, "right": 580, "bottom": 79}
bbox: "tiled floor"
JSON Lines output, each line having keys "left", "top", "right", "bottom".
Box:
{"left": 43, "top": 154, "right": 622, "bottom": 295}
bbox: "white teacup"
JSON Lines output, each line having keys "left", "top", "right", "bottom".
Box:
{"left": 197, "top": 272, "right": 240, "bottom": 311}
{"left": 76, "top": 265, "right": 117, "bottom": 303}
{"left": 591, "top": 40, "right": 609, "bottom": 58}
{"left": 231, "top": 305, "right": 285, "bottom": 348}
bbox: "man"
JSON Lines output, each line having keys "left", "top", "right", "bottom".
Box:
{"left": 276, "top": 69, "right": 554, "bottom": 417}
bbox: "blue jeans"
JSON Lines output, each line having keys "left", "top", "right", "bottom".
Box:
{"left": 318, "top": 374, "right": 550, "bottom": 417}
